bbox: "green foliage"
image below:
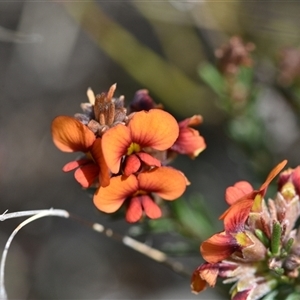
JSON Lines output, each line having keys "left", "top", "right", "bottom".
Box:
{"left": 262, "top": 291, "right": 278, "bottom": 300}
{"left": 170, "top": 195, "right": 216, "bottom": 240}
{"left": 198, "top": 63, "right": 227, "bottom": 98}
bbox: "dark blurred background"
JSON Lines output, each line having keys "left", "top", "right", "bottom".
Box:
{"left": 0, "top": 1, "right": 300, "bottom": 299}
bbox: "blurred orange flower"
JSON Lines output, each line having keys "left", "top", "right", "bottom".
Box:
{"left": 200, "top": 160, "right": 287, "bottom": 264}
{"left": 192, "top": 160, "right": 293, "bottom": 300}
{"left": 170, "top": 115, "right": 206, "bottom": 159}
{"left": 220, "top": 160, "right": 287, "bottom": 232}
{"left": 51, "top": 116, "right": 110, "bottom": 187}
{"left": 93, "top": 167, "right": 187, "bottom": 223}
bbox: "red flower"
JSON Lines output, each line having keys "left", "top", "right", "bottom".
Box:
{"left": 220, "top": 160, "right": 287, "bottom": 232}
{"left": 191, "top": 261, "right": 238, "bottom": 293}
{"left": 278, "top": 166, "right": 300, "bottom": 196}
{"left": 93, "top": 167, "right": 187, "bottom": 223}
{"left": 51, "top": 116, "right": 110, "bottom": 187}
{"left": 102, "top": 109, "right": 179, "bottom": 175}
{"left": 170, "top": 115, "right": 206, "bottom": 158}
{"left": 200, "top": 161, "right": 288, "bottom": 264}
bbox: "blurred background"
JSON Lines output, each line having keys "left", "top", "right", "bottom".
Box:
{"left": 0, "top": 1, "right": 300, "bottom": 299}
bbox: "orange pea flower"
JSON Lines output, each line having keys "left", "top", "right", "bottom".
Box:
{"left": 191, "top": 261, "right": 238, "bottom": 293}
{"left": 200, "top": 160, "right": 287, "bottom": 264}
{"left": 220, "top": 160, "right": 287, "bottom": 232}
{"left": 93, "top": 167, "right": 187, "bottom": 223}
{"left": 51, "top": 116, "right": 110, "bottom": 187}
{"left": 191, "top": 261, "right": 271, "bottom": 300}
{"left": 191, "top": 160, "right": 300, "bottom": 300}
{"left": 102, "top": 109, "right": 179, "bottom": 175}
{"left": 170, "top": 115, "right": 206, "bottom": 159}
{"left": 278, "top": 165, "right": 300, "bottom": 195}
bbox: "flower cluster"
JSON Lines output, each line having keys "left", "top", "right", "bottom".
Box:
{"left": 191, "top": 160, "right": 300, "bottom": 300}
{"left": 51, "top": 84, "right": 206, "bottom": 223}
{"left": 215, "top": 36, "right": 255, "bottom": 77}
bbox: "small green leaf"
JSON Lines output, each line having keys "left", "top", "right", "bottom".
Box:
{"left": 198, "top": 63, "right": 226, "bottom": 97}
{"left": 285, "top": 292, "right": 300, "bottom": 300}
{"left": 262, "top": 290, "right": 278, "bottom": 300}
{"left": 271, "top": 221, "right": 282, "bottom": 256}
{"left": 284, "top": 238, "right": 294, "bottom": 254}
{"left": 146, "top": 218, "right": 177, "bottom": 234}
{"left": 255, "top": 229, "right": 269, "bottom": 247}
{"left": 171, "top": 195, "right": 215, "bottom": 240}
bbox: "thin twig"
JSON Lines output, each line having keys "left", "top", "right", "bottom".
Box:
{"left": 0, "top": 209, "right": 69, "bottom": 299}
{"left": 0, "top": 208, "right": 191, "bottom": 299}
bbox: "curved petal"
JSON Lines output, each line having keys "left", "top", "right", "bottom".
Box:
{"left": 138, "top": 167, "right": 186, "bottom": 200}
{"left": 179, "top": 115, "right": 203, "bottom": 129}
{"left": 232, "top": 290, "right": 251, "bottom": 300}
{"left": 191, "top": 269, "right": 208, "bottom": 294}
{"left": 220, "top": 198, "right": 254, "bottom": 232}
{"left": 171, "top": 127, "right": 206, "bottom": 158}
{"left": 259, "top": 160, "right": 287, "bottom": 194}
{"left": 141, "top": 195, "right": 162, "bottom": 219}
{"left": 220, "top": 161, "right": 288, "bottom": 231}
{"left": 291, "top": 166, "right": 300, "bottom": 194}
{"left": 191, "top": 263, "right": 219, "bottom": 293}
{"left": 62, "top": 159, "right": 91, "bottom": 172}
{"left": 175, "top": 127, "right": 206, "bottom": 157}
{"left": 225, "top": 181, "right": 253, "bottom": 205}
{"left": 201, "top": 232, "right": 238, "bottom": 263}
{"left": 51, "top": 116, "right": 95, "bottom": 152}
{"left": 93, "top": 174, "right": 138, "bottom": 213}
{"left": 129, "top": 109, "right": 179, "bottom": 150}
{"left": 74, "top": 163, "right": 99, "bottom": 188}
{"left": 136, "top": 152, "right": 161, "bottom": 167}
{"left": 126, "top": 196, "right": 143, "bottom": 223}
{"left": 91, "top": 138, "right": 110, "bottom": 187}
{"left": 123, "top": 154, "right": 141, "bottom": 177}
{"left": 102, "top": 124, "right": 131, "bottom": 174}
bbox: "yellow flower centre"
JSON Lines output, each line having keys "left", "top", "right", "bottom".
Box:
{"left": 132, "top": 190, "right": 147, "bottom": 197}
{"left": 127, "top": 142, "right": 141, "bottom": 155}
{"left": 234, "top": 232, "right": 252, "bottom": 247}
{"left": 251, "top": 194, "right": 263, "bottom": 213}
{"left": 281, "top": 182, "right": 296, "bottom": 201}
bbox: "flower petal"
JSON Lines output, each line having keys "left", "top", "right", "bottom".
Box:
{"left": 141, "top": 195, "right": 162, "bottom": 219}
{"left": 220, "top": 161, "right": 288, "bottom": 231}
{"left": 93, "top": 174, "right": 138, "bottom": 213}
{"left": 62, "top": 159, "right": 91, "bottom": 172}
{"left": 102, "top": 124, "right": 131, "bottom": 174}
{"left": 129, "top": 89, "right": 158, "bottom": 112}
{"left": 184, "top": 115, "right": 203, "bottom": 127}
{"left": 136, "top": 152, "right": 161, "bottom": 167}
{"left": 259, "top": 160, "right": 287, "bottom": 194}
{"left": 220, "top": 198, "right": 254, "bottom": 232}
{"left": 191, "top": 262, "right": 220, "bottom": 294}
{"left": 51, "top": 116, "right": 95, "bottom": 152}
{"left": 138, "top": 167, "right": 186, "bottom": 200}
{"left": 171, "top": 126, "right": 206, "bottom": 158}
{"left": 123, "top": 154, "right": 141, "bottom": 177}
{"left": 201, "top": 232, "right": 238, "bottom": 263}
{"left": 225, "top": 181, "right": 253, "bottom": 205}
{"left": 191, "top": 269, "right": 208, "bottom": 294}
{"left": 128, "top": 109, "right": 179, "bottom": 150}
{"left": 172, "top": 115, "right": 206, "bottom": 158}
{"left": 232, "top": 290, "right": 251, "bottom": 300}
{"left": 126, "top": 196, "right": 143, "bottom": 223}
{"left": 91, "top": 138, "right": 111, "bottom": 187}
{"left": 74, "top": 163, "right": 99, "bottom": 188}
